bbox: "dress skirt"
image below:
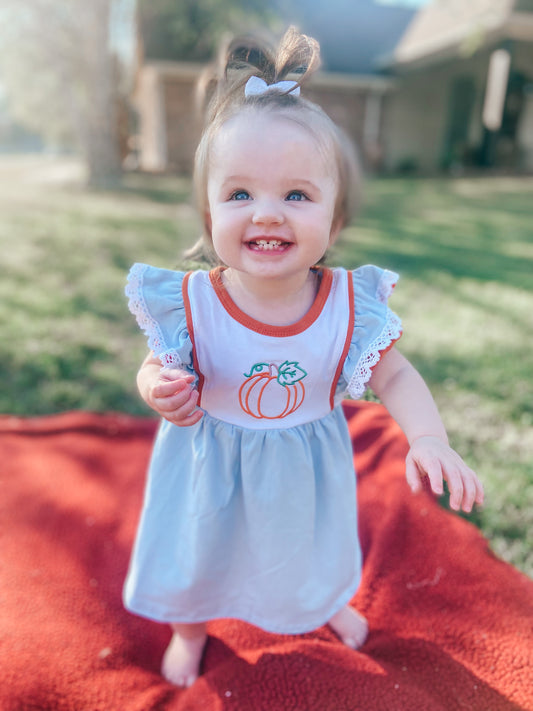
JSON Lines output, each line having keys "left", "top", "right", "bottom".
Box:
{"left": 123, "top": 405, "right": 362, "bottom": 634}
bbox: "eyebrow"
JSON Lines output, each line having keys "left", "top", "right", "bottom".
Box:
{"left": 221, "top": 176, "right": 322, "bottom": 192}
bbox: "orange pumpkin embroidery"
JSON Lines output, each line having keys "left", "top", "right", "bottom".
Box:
{"left": 239, "top": 361, "right": 307, "bottom": 420}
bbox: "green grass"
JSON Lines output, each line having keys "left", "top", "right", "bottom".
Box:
{"left": 1, "top": 156, "right": 532, "bottom": 577}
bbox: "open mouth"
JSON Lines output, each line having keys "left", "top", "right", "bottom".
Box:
{"left": 247, "top": 239, "right": 291, "bottom": 252}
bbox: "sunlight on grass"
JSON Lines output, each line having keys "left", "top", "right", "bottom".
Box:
{"left": 1, "top": 158, "right": 532, "bottom": 576}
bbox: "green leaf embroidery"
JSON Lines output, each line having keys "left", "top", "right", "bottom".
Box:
{"left": 277, "top": 361, "right": 307, "bottom": 386}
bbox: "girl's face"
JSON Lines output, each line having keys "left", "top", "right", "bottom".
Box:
{"left": 206, "top": 111, "right": 341, "bottom": 285}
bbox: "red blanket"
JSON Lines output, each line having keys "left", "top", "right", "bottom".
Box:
{"left": 1, "top": 402, "right": 531, "bottom": 710}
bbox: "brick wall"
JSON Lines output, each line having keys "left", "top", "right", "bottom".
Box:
{"left": 135, "top": 62, "right": 395, "bottom": 175}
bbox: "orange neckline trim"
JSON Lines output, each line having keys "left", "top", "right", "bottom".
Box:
{"left": 209, "top": 266, "right": 333, "bottom": 337}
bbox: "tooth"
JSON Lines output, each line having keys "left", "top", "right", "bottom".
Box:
{"left": 250, "top": 239, "right": 284, "bottom": 250}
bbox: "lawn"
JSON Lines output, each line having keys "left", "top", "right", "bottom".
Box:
{"left": 1, "top": 156, "right": 532, "bottom": 576}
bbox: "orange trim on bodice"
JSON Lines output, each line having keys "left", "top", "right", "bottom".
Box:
{"left": 329, "top": 272, "right": 355, "bottom": 408}
{"left": 208, "top": 267, "right": 334, "bottom": 337}
{"left": 181, "top": 271, "right": 205, "bottom": 403}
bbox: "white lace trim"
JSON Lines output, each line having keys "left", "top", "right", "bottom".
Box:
{"left": 158, "top": 350, "right": 184, "bottom": 369}
{"left": 376, "top": 269, "right": 399, "bottom": 304}
{"left": 125, "top": 263, "right": 183, "bottom": 370}
{"left": 347, "top": 310, "right": 403, "bottom": 399}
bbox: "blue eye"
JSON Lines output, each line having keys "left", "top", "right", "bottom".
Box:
{"left": 231, "top": 190, "right": 250, "bottom": 201}
{"left": 286, "top": 191, "right": 307, "bottom": 201}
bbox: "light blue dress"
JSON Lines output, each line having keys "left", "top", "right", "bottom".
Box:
{"left": 124, "top": 263, "right": 402, "bottom": 634}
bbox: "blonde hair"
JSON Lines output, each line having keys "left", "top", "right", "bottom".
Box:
{"left": 185, "top": 26, "right": 361, "bottom": 266}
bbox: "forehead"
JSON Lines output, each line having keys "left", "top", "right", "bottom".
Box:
{"left": 209, "top": 110, "right": 337, "bottom": 178}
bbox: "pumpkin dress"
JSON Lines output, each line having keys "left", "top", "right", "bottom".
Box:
{"left": 124, "top": 263, "right": 402, "bottom": 633}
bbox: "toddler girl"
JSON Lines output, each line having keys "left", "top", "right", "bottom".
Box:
{"left": 124, "top": 27, "right": 484, "bottom": 688}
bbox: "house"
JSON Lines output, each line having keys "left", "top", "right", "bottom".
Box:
{"left": 383, "top": 0, "right": 533, "bottom": 173}
{"left": 133, "top": 0, "right": 533, "bottom": 175}
{"left": 133, "top": 0, "right": 413, "bottom": 173}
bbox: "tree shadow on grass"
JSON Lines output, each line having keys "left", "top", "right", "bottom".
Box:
{"left": 339, "top": 178, "right": 533, "bottom": 291}
{"left": 338, "top": 226, "right": 532, "bottom": 291}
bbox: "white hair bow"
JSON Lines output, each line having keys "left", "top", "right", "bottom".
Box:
{"left": 244, "top": 75, "right": 301, "bottom": 98}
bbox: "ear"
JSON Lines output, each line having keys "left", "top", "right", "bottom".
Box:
{"left": 204, "top": 210, "right": 212, "bottom": 235}
{"left": 328, "top": 217, "right": 343, "bottom": 246}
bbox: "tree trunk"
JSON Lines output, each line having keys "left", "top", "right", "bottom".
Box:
{"left": 85, "top": 60, "right": 123, "bottom": 189}
{"left": 84, "top": 0, "right": 123, "bottom": 188}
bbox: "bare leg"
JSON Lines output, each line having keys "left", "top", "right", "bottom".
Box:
{"left": 328, "top": 605, "right": 368, "bottom": 649}
{"left": 161, "top": 622, "right": 207, "bottom": 687}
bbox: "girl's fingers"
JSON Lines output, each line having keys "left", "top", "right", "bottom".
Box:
{"left": 153, "top": 377, "right": 190, "bottom": 399}
{"left": 462, "top": 468, "right": 485, "bottom": 511}
{"left": 425, "top": 459, "right": 445, "bottom": 498}
{"left": 154, "top": 385, "right": 191, "bottom": 410}
{"left": 160, "top": 369, "right": 195, "bottom": 384}
{"left": 405, "top": 454, "right": 423, "bottom": 494}
{"left": 474, "top": 477, "right": 485, "bottom": 507}
{"left": 156, "top": 387, "right": 198, "bottom": 414}
{"left": 441, "top": 465, "right": 465, "bottom": 511}
{"left": 457, "top": 468, "right": 478, "bottom": 512}
{"left": 406, "top": 453, "right": 444, "bottom": 497}
{"left": 406, "top": 439, "right": 484, "bottom": 513}
{"left": 172, "top": 407, "right": 204, "bottom": 427}
{"left": 156, "top": 388, "right": 203, "bottom": 426}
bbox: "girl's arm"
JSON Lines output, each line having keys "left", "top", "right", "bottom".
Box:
{"left": 369, "top": 347, "right": 484, "bottom": 512}
{"left": 137, "top": 351, "right": 203, "bottom": 426}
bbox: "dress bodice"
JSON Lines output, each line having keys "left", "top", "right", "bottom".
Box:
{"left": 184, "top": 267, "right": 353, "bottom": 429}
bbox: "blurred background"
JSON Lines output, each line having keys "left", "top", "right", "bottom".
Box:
{"left": 0, "top": 0, "right": 532, "bottom": 575}
{"left": 2, "top": 0, "right": 533, "bottom": 181}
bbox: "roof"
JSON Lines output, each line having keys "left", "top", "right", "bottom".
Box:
{"left": 288, "top": 0, "right": 416, "bottom": 74}
{"left": 388, "top": 0, "right": 533, "bottom": 70}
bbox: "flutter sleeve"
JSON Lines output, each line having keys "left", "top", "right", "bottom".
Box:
{"left": 338, "top": 265, "right": 403, "bottom": 399}
{"left": 125, "top": 263, "right": 194, "bottom": 372}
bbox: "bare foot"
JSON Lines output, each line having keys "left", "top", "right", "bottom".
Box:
{"left": 328, "top": 605, "right": 368, "bottom": 649}
{"left": 161, "top": 623, "right": 207, "bottom": 687}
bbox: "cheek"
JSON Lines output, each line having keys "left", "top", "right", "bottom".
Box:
{"left": 309, "top": 201, "right": 337, "bottom": 231}
{"left": 210, "top": 216, "right": 237, "bottom": 259}
{"left": 210, "top": 207, "right": 234, "bottom": 239}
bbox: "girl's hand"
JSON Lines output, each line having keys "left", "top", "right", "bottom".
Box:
{"left": 146, "top": 369, "right": 203, "bottom": 427}
{"left": 405, "top": 436, "right": 484, "bottom": 513}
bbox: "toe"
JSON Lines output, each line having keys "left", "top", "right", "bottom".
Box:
{"left": 343, "top": 627, "right": 368, "bottom": 650}
{"left": 328, "top": 605, "right": 369, "bottom": 649}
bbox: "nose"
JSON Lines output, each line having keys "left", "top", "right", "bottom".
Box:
{"left": 252, "top": 197, "right": 284, "bottom": 225}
